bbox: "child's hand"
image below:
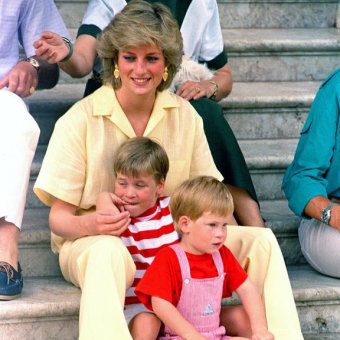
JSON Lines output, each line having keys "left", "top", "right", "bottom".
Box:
{"left": 108, "top": 193, "right": 128, "bottom": 213}
{"left": 252, "top": 329, "right": 274, "bottom": 340}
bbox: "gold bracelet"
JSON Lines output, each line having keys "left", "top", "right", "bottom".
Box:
{"left": 209, "top": 80, "right": 218, "bottom": 100}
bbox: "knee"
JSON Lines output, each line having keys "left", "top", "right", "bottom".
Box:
{"left": 84, "top": 236, "right": 133, "bottom": 264}
{"left": 129, "top": 312, "right": 161, "bottom": 339}
{"left": 0, "top": 90, "right": 40, "bottom": 143}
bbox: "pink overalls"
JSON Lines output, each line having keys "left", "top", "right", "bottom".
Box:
{"left": 158, "top": 244, "right": 229, "bottom": 340}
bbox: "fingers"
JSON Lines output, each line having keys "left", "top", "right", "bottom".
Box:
{"left": 34, "top": 32, "right": 67, "bottom": 63}
{"left": 176, "top": 81, "right": 207, "bottom": 101}
{"left": 4, "top": 65, "right": 38, "bottom": 97}
{"left": 96, "top": 211, "right": 131, "bottom": 236}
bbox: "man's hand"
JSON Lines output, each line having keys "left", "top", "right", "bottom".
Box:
{"left": 0, "top": 60, "right": 38, "bottom": 97}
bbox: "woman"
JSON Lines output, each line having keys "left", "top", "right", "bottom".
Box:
{"left": 282, "top": 68, "right": 340, "bottom": 278}
{"left": 34, "top": 0, "right": 264, "bottom": 227}
{"left": 34, "top": 1, "right": 302, "bottom": 339}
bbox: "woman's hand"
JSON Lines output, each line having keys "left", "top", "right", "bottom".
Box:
{"left": 95, "top": 192, "right": 131, "bottom": 236}
{"left": 92, "top": 209, "right": 131, "bottom": 237}
{"left": 34, "top": 31, "right": 69, "bottom": 64}
{"left": 49, "top": 198, "right": 130, "bottom": 240}
{"left": 176, "top": 79, "right": 215, "bottom": 101}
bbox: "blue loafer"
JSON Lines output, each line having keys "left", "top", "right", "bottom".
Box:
{"left": 0, "top": 261, "right": 23, "bottom": 300}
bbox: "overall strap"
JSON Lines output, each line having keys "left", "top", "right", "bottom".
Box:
{"left": 169, "top": 244, "right": 191, "bottom": 279}
{"left": 212, "top": 250, "right": 224, "bottom": 277}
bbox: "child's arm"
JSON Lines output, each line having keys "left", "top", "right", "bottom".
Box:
{"left": 236, "top": 278, "right": 274, "bottom": 340}
{"left": 96, "top": 192, "right": 124, "bottom": 213}
{"left": 151, "top": 296, "right": 207, "bottom": 340}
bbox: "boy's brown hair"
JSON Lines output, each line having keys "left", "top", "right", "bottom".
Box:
{"left": 114, "top": 137, "right": 169, "bottom": 183}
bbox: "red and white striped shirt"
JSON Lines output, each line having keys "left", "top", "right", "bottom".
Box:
{"left": 121, "top": 196, "right": 179, "bottom": 305}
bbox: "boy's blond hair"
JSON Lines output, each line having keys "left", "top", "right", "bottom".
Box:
{"left": 170, "top": 176, "right": 234, "bottom": 233}
{"left": 114, "top": 137, "right": 169, "bottom": 183}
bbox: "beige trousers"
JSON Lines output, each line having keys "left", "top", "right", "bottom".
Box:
{"left": 59, "top": 227, "right": 303, "bottom": 340}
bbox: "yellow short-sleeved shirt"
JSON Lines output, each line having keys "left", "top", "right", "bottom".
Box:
{"left": 34, "top": 86, "right": 222, "bottom": 251}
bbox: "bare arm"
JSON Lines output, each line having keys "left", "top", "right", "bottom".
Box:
{"left": 151, "top": 296, "right": 206, "bottom": 340}
{"left": 34, "top": 32, "right": 97, "bottom": 78}
{"left": 176, "top": 64, "right": 233, "bottom": 102}
{"left": 236, "top": 278, "right": 274, "bottom": 340}
{"left": 304, "top": 196, "right": 340, "bottom": 231}
{"left": 49, "top": 198, "right": 130, "bottom": 241}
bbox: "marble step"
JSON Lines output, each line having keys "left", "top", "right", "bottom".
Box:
{"left": 27, "top": 80, "right": 320, "bottom": 146}
{"left": 27, "top": 135, "right": 299, "bottom": 209}
{"left": 1, "top": 265, "right": 340, "bottom": 339}
{"left": 19, "top": 199, "right": 303, "bottom": 279}
{"left": 54, "top": 0, "right": 338, "bottom": 30}
{"left": 217, "top": 0, "right": 339, "bottom": 29}
{"left": 57, "top": 27, "right": 340, "bottom": 84}
{"left": 224, "top": 28, "right": 340, "bottom": 82}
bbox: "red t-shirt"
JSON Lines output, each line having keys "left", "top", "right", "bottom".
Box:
{"left": 135, "top": 245, "right": 248, "bottom": 310}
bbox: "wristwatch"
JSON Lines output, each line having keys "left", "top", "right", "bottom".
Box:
{"left": 209, "top": 80, "right": 218, "bottom": 101}
{"left": 321, "top": 203, "right": 336, "bottom": 225}
{"left": 25, "top": 57, "right": 40, "bottom": 73}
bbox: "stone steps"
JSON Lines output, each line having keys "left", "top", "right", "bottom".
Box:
{"left": 27, "top": 79, "right": 320, "bottom": 145}
{"left": 12, "top": 1, "right": 340, "bottom": 338}
{"left": 58, "top": 27, "right": 340, "bottom": 83}
{"left": 17, "top": 199, "right": 302, "bottom": 279}
{"left": 55, "top": 0, "right": 339, "bottom": 30}
{"left": 2, "top": 265, "right": 340, "bottom": 339}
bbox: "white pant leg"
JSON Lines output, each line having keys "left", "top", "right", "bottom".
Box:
{"left": 0, "top": 90, "right": 40, "bottom": 229}
{"left": 299, "top": 218, "right": 340, "bottom": 278}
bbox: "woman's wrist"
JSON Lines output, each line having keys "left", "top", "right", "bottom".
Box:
{"left": 208, "top": 80, "right": 218, "bottom": 100}
{"left": 60, "top": 37, "right": 74, "bottom": 62}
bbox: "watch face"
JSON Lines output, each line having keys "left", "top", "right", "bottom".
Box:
{"left": 27, "top": 57, "right": 40, "bottom": 71}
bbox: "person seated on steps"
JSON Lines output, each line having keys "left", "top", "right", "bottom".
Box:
{"left": 0, "top": 0, "right": 70, "bottom": 301}
{"left": 282, "top": 68, "right": 340, "bottom": 279}
{"left": 135, "top": 175, "right": 274, "bottom": 340}
{"left": 34, "top": 2, "right": 302, "bottom": 339}
{"left": 33, "top": 0, "right": 265, "bottom": 228}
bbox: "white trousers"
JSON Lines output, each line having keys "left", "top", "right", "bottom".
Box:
{"left": 0, "top": 90, "right": 40, "bottom": 229}
{"left": 299, "top": 218, "right": 340, "bottom": 278}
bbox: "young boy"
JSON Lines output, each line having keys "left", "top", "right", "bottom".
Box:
{"left": 95, "top": 136, "right": 178, "bottom": 338}
{"left": 135, "top": 176, "right": 274, "bottom": 340}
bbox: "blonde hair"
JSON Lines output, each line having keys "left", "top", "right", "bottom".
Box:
{"left": 114, "top": 137, "right": 169, "bottom": 183}
{"left": 170, "top": 176, "right": 234, "bottom": 233}
{"left": 97, "top": 0, "right": 183, "bottom": 91}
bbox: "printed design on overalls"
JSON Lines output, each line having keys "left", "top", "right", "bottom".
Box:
{"left": 202, "top": 302, "right": 214, "bottom": 316}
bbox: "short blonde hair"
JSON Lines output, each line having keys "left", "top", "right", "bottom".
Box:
{"left": 170, "top": 176, "right": 234, "bottom": 233}
{"left": 114, "top": 137, "right": 169, "bottom": 183}
{"left": 97, "top": 0, "right": 183, "bottom": 91}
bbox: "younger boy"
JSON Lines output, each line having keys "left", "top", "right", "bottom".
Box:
{"left": 135, "top": 176, "right": 274, "bottom": 340}
{"left": 95, "top": 136, "right": 178, "bottom": 338}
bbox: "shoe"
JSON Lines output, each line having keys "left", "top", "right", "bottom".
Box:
{"left": 0, "top": 261, "right": 23, "bottom": 300}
